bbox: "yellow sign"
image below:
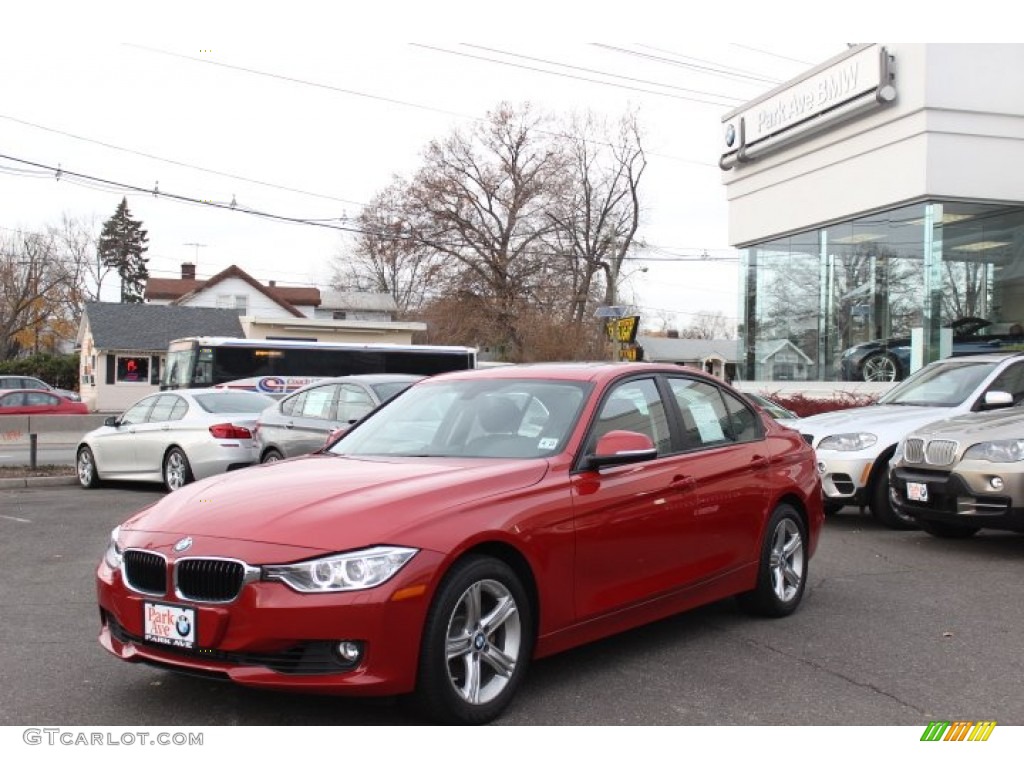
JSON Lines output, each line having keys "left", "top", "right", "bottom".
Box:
{"left": 605, "top": 316, "right": 640, "bottom": 344}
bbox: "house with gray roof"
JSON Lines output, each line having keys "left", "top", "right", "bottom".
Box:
{"left": 77, "top": 302, "right": 244, "bottom": 412}
{"left": 637, "top": 335, "right": 741, "bottom": 382}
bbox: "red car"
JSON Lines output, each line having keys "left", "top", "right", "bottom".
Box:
{"left": 97, "top": 363, "right": 822, "bottom": 724}
{"left": 0, "top": 389, "right": 88, "bottom": 414}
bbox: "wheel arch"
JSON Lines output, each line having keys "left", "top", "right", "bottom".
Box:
{"left": 867, "top": 444, "right": 898, "bottom": 497}
{"left": 440, "top": 540, "right": 540, "bottom": 640}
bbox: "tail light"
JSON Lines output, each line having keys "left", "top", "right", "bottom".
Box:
{"left": 209, "top": 423, "right": 253, "bottom": 439}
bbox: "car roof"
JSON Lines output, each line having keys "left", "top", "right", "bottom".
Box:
{"left": 425, "top": 362, "right": 729, "bottom": 386}
{"left": 0, "top": 388, "right": 64, "bottom": 396}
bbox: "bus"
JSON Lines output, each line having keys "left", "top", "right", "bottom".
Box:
{"left": 161, "top": 337, "right": 477, "bottom": 391}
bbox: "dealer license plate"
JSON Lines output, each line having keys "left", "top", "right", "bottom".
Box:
{"left": 907, "top": 482, "right": 929, "bottom": 502}
{"left": 143, "top": 602, "right": 196, "bottom": 650}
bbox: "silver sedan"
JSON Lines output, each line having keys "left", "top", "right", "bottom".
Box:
{"left": 76, "top": 390, "right": 275, "bottom": 492}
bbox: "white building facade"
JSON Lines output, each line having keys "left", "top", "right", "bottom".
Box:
{"left": 721, "top": 44, "right": 1024, "bottom": 382}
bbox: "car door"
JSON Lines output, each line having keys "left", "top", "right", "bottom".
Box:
{"left": 664, "top": 376, "right": 773, "bottom": 576}
{"left": 93, "top": 396, "right": 158, "bottom": 474}
{"left": 132, "top": 394, "right": 188, "bottom": 474}
{"left": 336, "top": 383, "right": 377, "bottom": 427}
{"left": 284, "top": 384, "right": 340, "bottom": 456}
{"left": 572, "top": 376, "right": 702, "bottom": 620}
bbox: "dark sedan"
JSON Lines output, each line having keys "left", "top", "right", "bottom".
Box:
{"left": 840, "top": 318, "right": 1024, "bottom": 382}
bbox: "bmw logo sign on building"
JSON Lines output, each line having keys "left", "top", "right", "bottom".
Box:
{"left": 724, "top": 123, "right": 737, "bottom": 148}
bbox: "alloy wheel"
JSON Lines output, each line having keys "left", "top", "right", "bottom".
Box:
{"left": 444, "top": 578, "right": 522, "bottom": 706}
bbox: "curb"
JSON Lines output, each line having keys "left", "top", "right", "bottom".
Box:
{"left": 0, "top": 475, "right": 79, "bottom": 490}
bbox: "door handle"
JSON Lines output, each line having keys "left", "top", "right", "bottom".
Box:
{"left": 750, "top": 455, "right": 770, "bottom": 469}
{"left": 671, "top": 475, "right": 696, "bottom": 492}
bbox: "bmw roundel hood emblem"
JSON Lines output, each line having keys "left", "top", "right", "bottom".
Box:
{"left": 174, "top": 536, "right": 193, "bottom": 553}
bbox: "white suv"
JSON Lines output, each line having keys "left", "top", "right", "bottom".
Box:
{"left": 794, "top": 353, "right": 1024, "bottom": 529}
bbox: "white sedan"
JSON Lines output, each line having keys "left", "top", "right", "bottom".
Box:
{"left": 76, "top": 390, "right": 275, "bottom": 492}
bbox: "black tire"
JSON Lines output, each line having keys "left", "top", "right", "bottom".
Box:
{"left": 860, "top": 352, "right": 902, "bottom": 382}
{"left": 76, "top": 445, "right": 101, "bottom": 489}
{"left": 737, "top": 504, "right": 808, "bottom": 618}
{"left": 261, "top": 448, "right": 284, "bottom": 464}
{"left": 414, "top": 556, "right": 533, "bottom": 725}
{"left": 870, "top": 472, "right": 917, "bottom": 530}
{"left": 918, "top": 519, "right": 981, "bottom": 539}
{"left": 162, "top": 447, "right": 195, "bottom": 492}
{"left": 823, "top": 500, "right": 845, "bottom": 516}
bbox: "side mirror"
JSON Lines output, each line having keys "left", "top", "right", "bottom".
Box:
{"left": 322, "top": 425, "right": 349, "bottom": 448}
{"left": 982, "top": 390, "right": 1014, "bottom": 410}
{"left": 586, "top": 430, "right": 657, "bottom": 469}
{"left": 103, "top": 416, "right": 119, "bottom": 427}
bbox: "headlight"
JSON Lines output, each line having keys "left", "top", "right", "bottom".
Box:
{"left": 962, "top": 440, "right": 1024, "bottom": 463}
{"left": 817, "top": 432, "right": 878, "bottom": 452}
{"left": 104, "top": 525, "right": 123, "bottom": 569}
{"left": 263, "top": 546, "right": 418, "bottom": 593}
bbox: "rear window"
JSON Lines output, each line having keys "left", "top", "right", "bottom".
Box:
{"left": 193, "top": 392, "right": 275, "bottom": 414}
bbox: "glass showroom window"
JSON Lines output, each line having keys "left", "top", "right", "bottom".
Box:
{"left": 739, "top": 201, "right": 1024, "bottom": 382}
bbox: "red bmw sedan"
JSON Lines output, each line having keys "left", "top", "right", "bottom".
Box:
{"left": 97, "top": 363, "right": 822, "bottom": 724}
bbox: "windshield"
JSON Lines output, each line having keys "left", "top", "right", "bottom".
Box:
{"left": 878, "top": 360, "right": 998, "bottom": 407}
{"left": 193, "top": 392, "right": 276, "bottom": 413}
{"left": 163, "top": 348, "right": 195, "bottom": 389}
{"left": 329, "top": 378, "right": 590, "bottom": 459}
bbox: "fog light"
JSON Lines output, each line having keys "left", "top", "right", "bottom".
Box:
{"left": 817, "top": 461, "right": 826, "bottom": 475}
{"left": 990, "top": 476, "right": 1004, "bottom": 491}
{"left": 336, "top": 641, "right": 363, "bottom": 662}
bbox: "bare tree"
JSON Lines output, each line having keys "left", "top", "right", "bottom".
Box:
{"left": 332, "top": 183, "right": 440, "bottom": 318}
{"left": 403, "top": 103, "right": 568, "bottom": 358}
{"left": 546, "top": 110, "right": 646, "bottom": 327}
{"left": 679, "top": 310, "right": 734, "bottom": 339}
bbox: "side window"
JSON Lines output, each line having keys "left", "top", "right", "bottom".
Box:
{"left": 280, "top": 391, "right": 306, "bottom": 417}
{"left": 987, "top": 362, "right": 1024, "bottom": 405}
{"left": 300, "top": 385, "right": 337, "bottom": 420}
{"left": 1, "top": 392, "right": 24, "bottom": 406}
{"left": 121, "top": 397, "right": 157, "bottom": 426}
{"left": 26, "top": 393, "right": 59, "bottom": 406}
{"left": 168, "top": 397, "right": 189, "bottom": 421}
{"left": 721, "top": 390, "right": 762, "bottom": 443}
{"left": 667, "top": 378, "right": 734, "bottom": 449}
{"left": 147, "top": 395, "right": 180, "bottom": 423}
{"left": 589, "top": 378, "right": 670, "bottom": 455}
{"left": 337, "top": 385, "right": 375, "bottom": 423}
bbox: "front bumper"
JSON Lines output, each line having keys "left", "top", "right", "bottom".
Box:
{"left": 96, "top": 547, "right": 444, "bottom": 696}
{"left": 890, "top": 466, "right": 1024, "bottom": 532}
{"left": 814, "top": 453, "right": 875, "bottom": 503}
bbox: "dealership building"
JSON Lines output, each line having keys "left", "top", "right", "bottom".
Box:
{"left": 720, "top": 43, "right": 1024, "bottom": 383}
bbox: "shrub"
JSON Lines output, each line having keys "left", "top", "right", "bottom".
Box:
{"left": 0, "top": 353, "right": 80, "bottom": 392}
{"left": 766, "top": 390, "right": 878, "bottom": 418}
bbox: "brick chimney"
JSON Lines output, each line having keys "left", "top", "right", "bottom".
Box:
{"left": 181, "top": 262, "right": 196, "bottom": 281}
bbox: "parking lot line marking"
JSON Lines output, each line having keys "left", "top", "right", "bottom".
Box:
{"left": 0, "top": 514, "right": 31, "bottom": 523}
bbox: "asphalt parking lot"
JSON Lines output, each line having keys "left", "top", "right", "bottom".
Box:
{"left": 1, "top": 484, "right": 1022, "bottom": 726}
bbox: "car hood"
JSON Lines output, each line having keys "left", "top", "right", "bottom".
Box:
{"left": 122, "top": 454, "right": 550, "bottom": 550}
{"left": 795, "top": 405, "right": 958, "bottom": 441}
{"left": 906, "top": 408, "right": 1024, "bottom": 441}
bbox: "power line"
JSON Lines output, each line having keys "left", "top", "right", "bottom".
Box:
{"left": 730, "top": 44, "right": 819, "bottom": 67}
{"left": 593, "top": 44, "right": 785, "bottom": 86}
{"left": 125, "top": 43, "right": 717, "bottom": 168}
{"left": 415, "top": 44, "right": 738, "bottom": 107}
{"left": 0, "top": 113, "right": 367, "bottom": 207}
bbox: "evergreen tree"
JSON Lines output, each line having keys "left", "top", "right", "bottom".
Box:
{"left": 98, "top": 197, "right": 150, "bottom": 303}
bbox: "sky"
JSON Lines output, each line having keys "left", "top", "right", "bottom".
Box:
{"left": 0, "top": 3, "right": 995, "bottom": 337}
